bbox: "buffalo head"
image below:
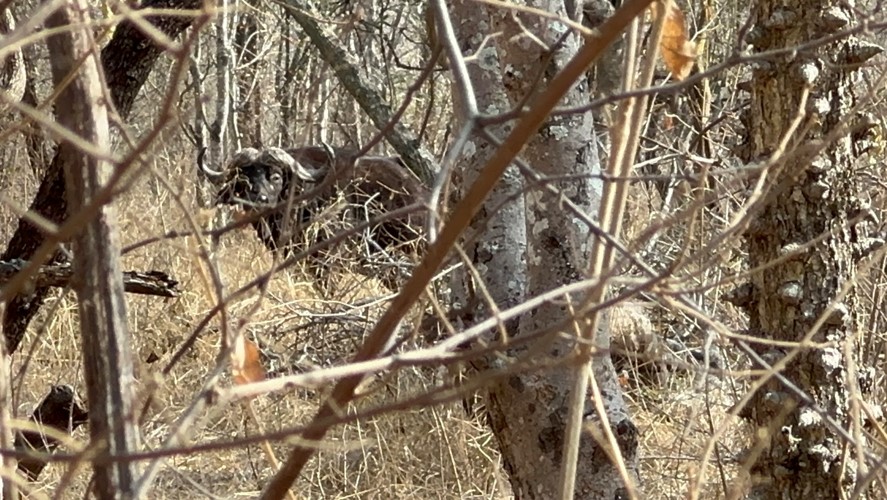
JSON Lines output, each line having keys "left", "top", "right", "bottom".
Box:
{"left": 199, "top": 147, "right": 321, "bottom": 209}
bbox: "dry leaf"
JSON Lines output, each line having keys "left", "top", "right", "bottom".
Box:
{"left": 232, "top": 336, "right": 266, "bottom": 386}
{"left": 653, "top": 1, "right": 696, "bottom": 80}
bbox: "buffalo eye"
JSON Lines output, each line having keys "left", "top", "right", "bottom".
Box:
{"left": 269, "top": 172, "right": 282, "bottom": 183}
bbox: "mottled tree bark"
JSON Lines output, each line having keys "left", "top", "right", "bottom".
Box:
{"left": 447, "top": 0, "right": 638, "bottom": 496}
{"left": 741, "top": 0, "right": 879, "bottom": 497}
{"left": 1, "top": 0, "right": 202, "bottom": 353}
{"left": 447, "top": 0, "right": 527, "bottom": 330}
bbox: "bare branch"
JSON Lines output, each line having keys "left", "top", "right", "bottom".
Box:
{"left": 276, "top": 0, "right": 438, "bottom": 185}
{"left": 260, "top": 0, "right": 654, "bottom": 497}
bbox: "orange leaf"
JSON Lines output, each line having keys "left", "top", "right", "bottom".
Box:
{"left": 232, "top": 336, "right": 266, "bottom": 385}
{"left": 653, "top": 1, "right": 696, "bottom": 80}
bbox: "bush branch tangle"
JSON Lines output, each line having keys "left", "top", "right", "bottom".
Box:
{"left": 1, "top": 0, "right": 203, "bottom": 353}
{"left": 278, "top": 0, "right": 438, "bottom": 185}
{"left": 261, "top": 0, "right": 656, "bottom": 497}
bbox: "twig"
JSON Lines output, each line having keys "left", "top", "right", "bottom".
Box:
{"left": 559, "top": 7, "right": 654, "bottom": 497}
{"left": 275, "top": 0, "right": 438, "bottom": 185}
{"left": 425, "top": 0, "right": 477, "bottom": 243}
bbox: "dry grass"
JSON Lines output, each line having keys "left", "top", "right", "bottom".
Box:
{"left": 0, "top": 146, "right": 761, "bottom": 498}
{"left": 1, "top": 150, "right": 517, "bottom": 498}
{"left": 9, "top": 1, "right": 880, "bottom": 494}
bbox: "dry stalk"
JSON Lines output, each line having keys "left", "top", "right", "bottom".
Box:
{"left": 559, "top": 1, "right": 670, "bottom": 497}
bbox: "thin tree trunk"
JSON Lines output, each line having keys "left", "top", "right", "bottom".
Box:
{"left": 192, "top": 35, "right": 215, "bottom": 207}
{"left": 211, "top": 0, "right": 234, "bottom": 163}
{"left": 0, "top": 309, "right": 15, "bottom": 498}
{"left": 0, "top": 6, "right": 25, "bottom": 108}
{"left": 234, "top": 9, "right": 263, "bottom": 148}
{"left": 47, "top": 0, "right": 139, "bottom": 494}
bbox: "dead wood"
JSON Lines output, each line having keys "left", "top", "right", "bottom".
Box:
{"left": 0, "top": 259, "right": 179, "bottom": 298}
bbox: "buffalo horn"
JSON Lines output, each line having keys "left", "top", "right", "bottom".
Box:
{"left": 198, "top": 147, "right": 261, "bottom": 179}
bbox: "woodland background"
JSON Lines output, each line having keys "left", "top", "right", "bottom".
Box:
{"left": 0, "top": 0, "right": 885, "bottom": 498}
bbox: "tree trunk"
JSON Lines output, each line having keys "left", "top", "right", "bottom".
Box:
{"left": 444, "top": 0, "right": 529, "bottom": 451}
{"left": 210, "top": 0, "right": 234, "bottom": 163}
{"left": 1, "top": 0, "right": 202, "bottom": 354}
{"left": 234, "top": 9, "right": 264, "bottom": 148}
{"left": 0, "top": 307, "right": 14, "bottom": 498}
{"left": 446, "top": 0, "right": 639, "bottom": 496}
{"left": 47, "top": 0, "right": 139, "bottom": 494}
{"left": 191, "top": 35, "right": 213, "bottom": 207}
{"left": 446, "top": 0, "right": 527, "bottom": 329}
{"left": 0, "top": 6, "right": 25, "bottom": 110}
{"left": 742, "top": 1, "right": 879, "bottom": 497}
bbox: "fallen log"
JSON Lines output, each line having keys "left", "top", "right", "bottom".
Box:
{"left": 0, "top": 259, "right": 179, "bottom": 298}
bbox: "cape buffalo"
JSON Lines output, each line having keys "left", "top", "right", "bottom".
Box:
{"left": 199, "top": 145, "right": 428, "bottom": 290}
